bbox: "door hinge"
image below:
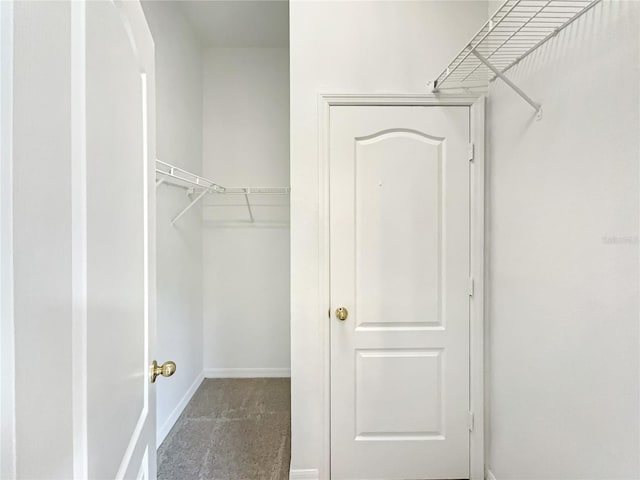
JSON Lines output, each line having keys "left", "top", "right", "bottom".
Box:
{"left": 468, "top": 411, "right": 475, "bottom": 432}
{"left": 468, "top": 277, "right": 474, "bottom": 297}
{"left": 468, "top": 143, "right": 475, "bottom": 162}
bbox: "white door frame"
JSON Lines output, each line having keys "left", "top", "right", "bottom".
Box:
{"left": 317, "top": 94, "right": 486, "bottom": 480}
{"left": 0, "top": 2, "right": 15, "bottom": 478}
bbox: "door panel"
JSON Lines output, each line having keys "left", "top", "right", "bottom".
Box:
{"left": 355, "top": 348, "right": 444, "bottom": 439}
{"left": 83, "top": 1, "right": 155, "bottom": 478}
{"left": 330, "top": 106, "right": 470, "bottom": 480}
{"left": 355, "top": 130, "right": 444, "bottom": 329}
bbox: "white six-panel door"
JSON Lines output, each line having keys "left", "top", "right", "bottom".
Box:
{"left": 76, "top": 1, "right": 156, "bottom": 478}
{"left": 330, "top": 106, "right": 471, "bottom": 480}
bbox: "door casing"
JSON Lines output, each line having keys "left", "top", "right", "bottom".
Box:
{"left": 317, "top": 94, "right": 486, "bottom": 480}
{"left": 0, "top": 2, "right": 15, "bottom": 478}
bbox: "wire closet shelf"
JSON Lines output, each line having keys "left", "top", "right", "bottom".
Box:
{"left": 430, "top": 0, "right": 602, "bottom": 118}
{"left": 155, "top": 160, "right": 290, "bottom": 225}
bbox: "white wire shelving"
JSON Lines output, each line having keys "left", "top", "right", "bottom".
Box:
{"left": 155, "top": 160, "right": 290, "bottom": 225}
{"left": 430, "top": 0, "right": 602, "bottom": 119}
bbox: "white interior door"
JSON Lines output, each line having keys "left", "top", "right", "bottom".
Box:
{"left": 81, "top": 1, "right": 156, "bottom": 478}
{"left": 330, "top": 106, "right": 471, "bottom": 480}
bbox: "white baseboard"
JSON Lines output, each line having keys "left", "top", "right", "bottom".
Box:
{"left": 203, "top": 367, "right": 290, "bottom": 378}
{"left": 289, "top": 469, "right": 319, "bottom": 480}
{"left": 486, "top": 469, "right": 497, "bottom": 480}
{"left": 157, "top": 372, "right": 204, "bottom": 446}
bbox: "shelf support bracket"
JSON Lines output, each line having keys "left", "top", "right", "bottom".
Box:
{"left": 471, "top": 49, "right": 542, "bottom": 120}
{"left": 243, "top": 193, "right": 255, "bottom": 223}
{"left": 171, "top": 189, "right": 208, "bottom": 226}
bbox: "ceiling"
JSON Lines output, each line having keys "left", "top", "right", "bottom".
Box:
{"left": 179, "top": 1, "right": 289, "bottom": 48}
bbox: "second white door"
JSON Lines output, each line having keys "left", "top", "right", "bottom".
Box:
{"left": 330, "top": 105, "right": 471, "bottom": 480}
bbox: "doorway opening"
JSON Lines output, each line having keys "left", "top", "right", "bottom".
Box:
{"left": 141, "top": 1, "right": 291, "bottom": 478}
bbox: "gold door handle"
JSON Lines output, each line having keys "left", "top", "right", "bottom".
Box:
{"left": 150, "top": 360, "right": 176, "bottom": 383}
{"left": 335, "top": 307, "right": 349, "bottom": 321}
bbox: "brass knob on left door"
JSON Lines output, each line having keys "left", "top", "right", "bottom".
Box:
{"left": 150, "top": 360, "right": 176, "bottom": 383}
{"left": 335, "top": 307, "right": 349, "bottom": 321}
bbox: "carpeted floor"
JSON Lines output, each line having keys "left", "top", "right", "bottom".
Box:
{"left": 158, "top": 378, "right": 291, "bottom": 480}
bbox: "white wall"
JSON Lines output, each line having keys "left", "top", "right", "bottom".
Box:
{"left": 486, "top": 1, "right": 640, "bottom": 478}
{"left": 289, "top": 1, "right": 488, "bottom": 475}
{"left": 141, "top": 1, "right": 204, "bottom": 445}
{"left": 11, "top": 2, "right": 74, "bottom": 478}
{"left": 201, "top": 47, "right": 291, "bottom": 375}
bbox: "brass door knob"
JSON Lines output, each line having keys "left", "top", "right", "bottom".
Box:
{"left": 150, "top": 360, "right": 176, "bottom": 383}
{"left": 335, "top": 307, "right": 349, "bottom": 321}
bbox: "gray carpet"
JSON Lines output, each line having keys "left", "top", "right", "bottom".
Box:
{"left": 158, "top": 378, "right": 291, "bottom": 480}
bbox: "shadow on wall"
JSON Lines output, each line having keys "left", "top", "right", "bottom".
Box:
{"left": 496, "top": 1, "right": 632, "bottom": 113}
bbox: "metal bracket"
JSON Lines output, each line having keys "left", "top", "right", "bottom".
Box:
{"left": 243, "top": 193, "right": 255, "bottom": 223}
{"left": 156, "top": 160, "right": 291, "bottom": 227}
{"left": 171, "top": 189, "right": 208, "bottom": 226}
{"left": 471, "top": 49, "right": 542, "bottom": 120}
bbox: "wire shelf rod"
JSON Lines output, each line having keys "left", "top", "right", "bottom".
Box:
{"left": 500, "top": 0, "right": 602, "bottom": 75}
{"left": 460, "top": 0, "right": 552, "bottom": 83}
{"left": 243, "top": 194, "right": 255, "bottom": 223}
{"left": 431, "top": 0, "right": 602, "bottom": 118}
{"left": 156, "top": 159, "right": 290, "bottom": 225}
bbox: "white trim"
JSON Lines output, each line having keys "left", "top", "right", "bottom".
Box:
{"left": 317, "top": 93, "right": 485, "bottom": 480}
{"left": 636, "top": 1, "right": 640, "bottom": 466}
{"left": 469, "top": 96, "right": 486, "bottom": 480}
{"left": 0, "top": 2, "right": 15, "bottom": 478}
{"left": 135, "top": 448, "right": 148, "bottom": 480}
{"left": 203, "top": 368, "right": 291, "bottom": 378}
{"left": 157, "top": 373, "right": 204, "bottom": 446}
{"left": 140, "top": 68, "right": 151, "bottom": 459}
{"left": 317, "top": 94, "right": 332, "bottom": 480}
{"left": 289, "top": 468, "right": 320, "bottom": 480}
{"left": 318, "top": 93, "right": 484, "bottom": 106}
{"left": 70, "top": 2, "right": 88, "bottom": 479}
{"left": 486, "top": 468, "right": 497, "bottom": 480}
